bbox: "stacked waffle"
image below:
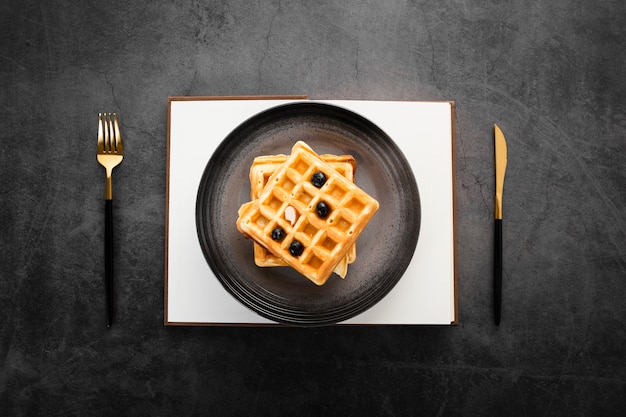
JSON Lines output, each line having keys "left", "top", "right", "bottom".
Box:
{"left": 237, "top": 141, "right": 379, "bottom": 286}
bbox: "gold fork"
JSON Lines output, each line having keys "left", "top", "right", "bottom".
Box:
{"left": 97, "top": 113, "right": 124, "bottom": 327}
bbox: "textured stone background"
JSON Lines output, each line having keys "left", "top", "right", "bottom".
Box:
{"left": 1, "top": 0, "right": 624, "bottom": 416}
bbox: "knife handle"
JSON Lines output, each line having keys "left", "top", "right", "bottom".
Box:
{"left": 494, "top": 219, "right": 502, "bottom": 325}
{"left": 105, "top": 199, "right": 114, "bottom": 327}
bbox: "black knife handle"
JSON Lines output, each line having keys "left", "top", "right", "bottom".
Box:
{"left": 105, "top": 199, "right": 114, "bottom": 327}
{"left": 494, "top": 219, "right": 502, "bottom": 325}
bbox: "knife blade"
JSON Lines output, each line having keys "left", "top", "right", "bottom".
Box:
{"left": 494, "top": 124, "right": 508, "bottom": 325}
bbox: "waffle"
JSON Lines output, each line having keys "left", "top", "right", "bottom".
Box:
{"left": 237, "top": 141, "right": 379, "bottom": 285}
{"left": 248, "top": 153, "right": 357, "bottom": 277}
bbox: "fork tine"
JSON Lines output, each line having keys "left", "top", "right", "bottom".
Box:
{"left": 106, "top": 113, "right": 115, "bottom": 153}
{"left": 108, "top": 113, "right": 114, "bottom": 152}
{"left": 113, "top": 113, "right": 122, "bottom": 153}
{"left": 97, "top": 113, "right": 104, "bottom": 152}
{"left": 103, "top": 113, "right": 109, "bottom": 152}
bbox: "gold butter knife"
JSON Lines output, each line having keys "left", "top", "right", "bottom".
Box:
{"left": 494, "top": 124, "right": 507, "bottom": 325}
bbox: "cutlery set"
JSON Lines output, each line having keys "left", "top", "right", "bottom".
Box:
{"left": 94, "top": 110, "right": 508, "bottom": 327}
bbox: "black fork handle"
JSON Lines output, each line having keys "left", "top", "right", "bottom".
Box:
{"left": 105, "top": 199, "right": 114, "bottom": 327}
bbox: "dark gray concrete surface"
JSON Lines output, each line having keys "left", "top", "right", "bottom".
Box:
{"left": 1, "top": 0, "right": 624, "bottom": 415}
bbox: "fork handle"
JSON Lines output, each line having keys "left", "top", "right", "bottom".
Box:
{"left": 105, "top": 199, "right": 114, "bottom": 327}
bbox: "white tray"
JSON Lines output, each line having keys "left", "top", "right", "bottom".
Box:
{"left": 166, "top": 97, "right": 457, "bottom": 325}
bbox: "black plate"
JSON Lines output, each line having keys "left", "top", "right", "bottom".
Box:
{"left": 196, "top": 102, "right": 420, "bottom": 326}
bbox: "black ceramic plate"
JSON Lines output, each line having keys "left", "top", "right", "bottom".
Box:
{"left": 196, "top": 102, "right": 420, "bottom": 326}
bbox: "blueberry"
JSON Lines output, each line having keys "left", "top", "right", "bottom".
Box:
{"left": 311, "top": 171, "right": 326, "bottom": 188}
{"left": 289, "top": 240, "right": 304, "bottom": 256}
{"left": 316, "top": 201, "right": 330, "bottom": 218}
{"left": 271, "top": 227, "right": 285, "bottom": 241}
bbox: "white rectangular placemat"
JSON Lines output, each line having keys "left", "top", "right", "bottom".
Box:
{"left": 166, "top": 98, "right": 456, "bottom": 325}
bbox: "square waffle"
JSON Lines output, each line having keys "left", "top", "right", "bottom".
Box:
{"left": 249, "top": 153, "right": 357, "bottom": 277}
{"left": 237, "top": 141, "right": 379, "bottom": 285}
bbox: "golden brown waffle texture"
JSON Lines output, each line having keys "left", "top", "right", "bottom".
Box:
{"left": 237, "top": 141, "right": 379, "bottom": 286}
{"left": 248, "top": 153, "right": 358, "bottom": 276}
